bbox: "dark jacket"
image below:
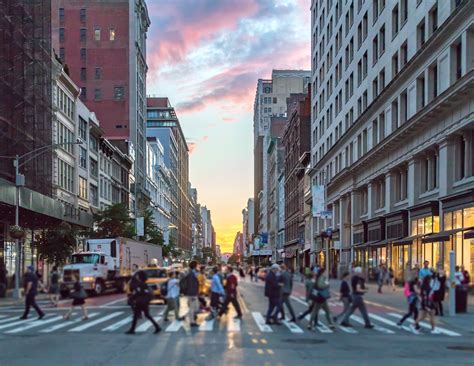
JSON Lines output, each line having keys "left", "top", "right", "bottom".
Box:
{"left": 279, "top": 271, "right": 293, "bottom": 295}
{"left": 264, "top": 270, "right": 280, "bottom": 298}
{"left": 129, "top": 281, "right": 152, "bottom": 307}
{"left": 182, "top": 270, "right": 199, "bottom": 296}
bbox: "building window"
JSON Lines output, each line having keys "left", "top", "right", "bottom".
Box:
{"left": 360, "top": 187, "right": 368, "bottom": 216}
{"left": 395, "top": 166, "right": 408, "bottom": 202}
{"left": 59, "top": 8, "right": 65, "bottom": 23}
{"left": 375, "top": 179, "right": 386, "bottom": 210}
{"left": 80, "top": 67, "right": 86, "bottom": 81}
{"left": 94, "top": 88, "right": 102, "bottom": 101}
{"left": 59, "top": 28, "right": 65, "bottom": 43}
{"left": 79, "top": 147, "right": 87, "bottom": 169}
{"left": 80, "top": 48, "right": 86, "bottom": 61}
{"left": 416, "top": 74, "right": 425, "bottom": 111}
{"left": 273, "top": 97, "right": 277, "bottom": 104}
{"left": 79, "top": 176, "right": 88, "bottom": 200}
{"left": 391, "top": 99, "right": 398, "bottom": 131}
{"left": 90, "top": 184, "right": 98, "bottom": 206}
{"left": 400, "top": 90, "right": 408, "bottom": 124}
{"left": 109, "top": 28, "right": 115, "bottom": 41}
{"left": 392, "top": 51, "right": 399, "bottom": 77}
{"left": 428, "top": 62, "right": 438, "bottom": 101}
{"left": 400, "top": 0, "right": 408, "bottom": 24}
{"left": 454, "top": 41, "right": 462, "bottom": 80}
{"left": 57, "top": 122, "right": 74, "bottom": 154}
{"left": 379, "top": 68, "right": 385, "bottom": 91}
{"left": 80, "top": 28, "right": 86, "bottom": 42}
{"left": 417, "top": 19, "right": 426, "bottom": 49}
{"left": 94, "top": 28, "right": 101, "bottom": 41}
{"left": 59, "top": 47, "right": 65, "bottom": 62}
{"left": 80, "top": 8, "right": 86, "bottom": 22}
{"left": 400, "top": 41, "right": 408, "bottom": 68}
{"left": 95, "top": 67, "right": 101, "bottom": 80}
{"left": 58, "top": 159, "right": 74, "bottom": 192}
{"left": 429, "top": 4, "right": 438, "bottom": 35}
{"left": 80, "top": 87, "right": 87, "bottom": 100}
{"left": 57, "top": 87, "right": 74, "bottom": 120}
{"left": 379, "top": 25, "right": 385, "bottom": 55}
{"left": 90, "top": 158, "right": 98, "bottom": 178}
{"left": 79, "top": 117, "right": 87, "bottom": 141}
{"left": 392, "top": 4, "right": 399, "bottom": 37}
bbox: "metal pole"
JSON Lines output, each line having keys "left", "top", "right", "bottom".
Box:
{"left": 13, "top": 155, "right": 21, "bottom": 299}
{"left": 449, "top": 250, "right": 456, "bottom": 316}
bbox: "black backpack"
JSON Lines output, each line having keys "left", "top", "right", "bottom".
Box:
{"left": 179, "top": 273, "right": 189, "bottom": 295}
{"left": 160, "top": 281, "right": 168, "bottom": 297}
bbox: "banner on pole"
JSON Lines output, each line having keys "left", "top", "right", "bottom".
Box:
{"left": 312, "top": 185, "right": 325, "bottom": 217}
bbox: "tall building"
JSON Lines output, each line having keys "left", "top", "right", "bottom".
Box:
{"left": 147, "top": 98, "right": 192, "bottom": 255}
{"left": 310, "top": 0, "right": 474, "bottom": 279}
{"left": 283, "top": 92, "right": 311, "bottom": 269}
{"left": 189, "top": 187, "right": 203, "bottom": 257}
{"left": 51, "top": 0, "right": 151, "bottom": 214}
{"left": 253, "top": 70, "right": 311, "bottom": 241}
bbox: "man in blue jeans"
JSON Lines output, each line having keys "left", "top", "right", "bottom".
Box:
{"left": 265, "top": 264, "right": 281, "bottom": 325}
{"left": 20, "top": 266, "right": 45, "bottom": 320}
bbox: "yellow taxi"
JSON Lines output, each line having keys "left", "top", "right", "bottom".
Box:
{"left": 142, "top": 267, "right": 169, "bottom": 303}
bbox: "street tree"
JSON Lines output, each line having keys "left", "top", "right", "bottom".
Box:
{"left": 34, "top": 222, "right": 77, "bottom": 265}
{"left": 92, "top": 203, "right": 135, "bottom": 238}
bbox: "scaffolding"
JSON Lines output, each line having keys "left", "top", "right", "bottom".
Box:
{"left": 0, "top": 0, "right": 53, "bottom": 197}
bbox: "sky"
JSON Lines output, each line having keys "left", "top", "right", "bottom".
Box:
{"left": 146, "top": 0, "right": 310, "bottom": 252}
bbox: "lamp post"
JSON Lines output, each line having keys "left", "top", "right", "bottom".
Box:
{"left": 2, "top": 141, "right": 83, "bottom": 299}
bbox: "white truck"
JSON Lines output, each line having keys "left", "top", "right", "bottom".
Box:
{"left": 62, "top": 237, "right": 163, "bottom": 296}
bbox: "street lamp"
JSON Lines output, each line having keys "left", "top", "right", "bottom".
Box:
{"left": 1, "top": 140, "right": 83, "bottom": 299}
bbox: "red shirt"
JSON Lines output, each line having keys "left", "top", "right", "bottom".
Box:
{"left": 226, "top": 273, "right": 238, "bottom": 295}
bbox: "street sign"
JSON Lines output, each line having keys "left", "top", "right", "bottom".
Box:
{"left": 320, "top": 211, "right": 333, "bottom": 219}
{"left": 312, "top": 185, "right": 325, "bottom": 217}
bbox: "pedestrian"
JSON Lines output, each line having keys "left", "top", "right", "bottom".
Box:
{"left": 197, "top": 266, "right": 207, "bottom": 311}
{"left": 126, "top": 270, "right": 161, "bottom": 334}
{"left": 308, "top": 267, "right": 336, "bottom": 330}
{"left": 48, "top": 265, "right": 60, "bottom": 307}
{"left": 255, "top": 266, "right": 260, "bottom": 282}
{"left": 299, "top": 265, "right": 304, "bottom": 283}
{"left": 278, "top": 264, "right": 297, "bottom": 322}
{"left": 411, "top": 275, "right": 440, "bottom": 334}
{"left": 248, "top": 267, "right": 254, "bottom": 282}
{"left": 265, "top": 264, "right": 281, "bottom": 325}
{"left": 35, "top": 269, "right": 44, "bottom": 293}
{"left": 418, "top": 261, "right": 432, "bottom": 282}
{"left": 333, "top": 272, "right": 351, "bottom": 323}
{"left": 461, "top": 266, "right": 470, "bottom": 286}
{"left": 163, "top": 271, "right": 180, "bottom": 322}
{"left": 0, "top": 260, "right": 8, "bottom": 298}
{"left": 388, "top": 267, "right": 396, "bottom": 291}
{"left": 207, "top": 266, "right": 225, "bottom": 320}
{"left": 219, "top": 266, "right": 243, "bottom": 319}
{"left": 432, "top": 268, "right": 446, "bottom": 317}
{"left": 20, "top": 266, "right": 45, "bottom": 320}
{"left": 341, "top": 267, "right": 374, "bottom": 329}
{"left": 454, "top": 266, "right": 465, "bottom": 286}
{"left": 63, "top": 276, "right": 88, "bottom": 321}
{"left": 377, "top": 264, "right": 386, "bottom": 294}
{"left": 239, "top": 267, "right": 246, "bottom": 282}
{"left": 297, "top": 269, "right": 315, "bottom": 321}
{"left": 180, "top": 260, "right": 200, "bottom": 327}
{"left": 397, "top": 276, "right": 419, "bottom": 328}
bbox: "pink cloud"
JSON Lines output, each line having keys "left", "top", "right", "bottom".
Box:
{"left": 187, "top": 142, "right": 197, "bottom": 155}
{"left": 202, "top": 135, "right": 209, "bottom": 141}
{"left": 222, "top": 117, "right": 235, "bottom": 123}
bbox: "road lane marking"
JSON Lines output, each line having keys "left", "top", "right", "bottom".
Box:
{"left": 0, "top": 317, "right": 37, "bottom": 330}
{"left": 102, "top": 316, "right": 133, "bottom": 332}
{"left": 198, "top": 319, "right": 214, "bottom": 331}
{"left": 41, "top": 313, "right": 99, "bottom": 333}
{"left": 165, "top": 320, "right": 183, "bottom": 332}
{"left": 387, "top": 313, "right": 461, "bottom": 337}
{"left": 251, "top": 312, "right": 272, "bottom": 332}
{"left": 5, "top": 316, "right": 64, "bottom": 333}
{"left": 282, "top": 319, "right": 304, "bottom": 333}
{"left": 136, "top": 316, "right": 162, "bottom": 332}
{"left": 68, "top": 312, "right": 123, "bottom": 332}
{"left": 0, "top": 316, "right": 22, "bottom": 325}
{"left": 290, "top": 296, "right": 308, "bottom": 306}
{"left": 336, "top": 323, "right": 358, "bottom": 333}
{"left": 304, "top": 315, "right": 333, "bottom": 333}
{"left": 227, "top": 317, "right": 241, "bottom": 332}
{"left": 369, "top": 314, "right": 413, "bottom": 333}
{"left": 350, "top": 315, "right": 394, "bottom": 334}
{"left": 100, "top": 297, "right": 128, "bottom": 307}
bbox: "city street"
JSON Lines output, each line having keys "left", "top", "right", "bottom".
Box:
{"left": 1, "top": 280, "right": 472, "bottom": 366}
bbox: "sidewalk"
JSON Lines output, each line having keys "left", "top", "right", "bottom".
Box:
{"left": 329, "top": 279, "right": 474, "bottom": 334}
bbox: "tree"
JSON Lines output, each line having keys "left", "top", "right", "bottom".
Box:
{"left": 227, "top": 254, "right": 241, "bottom": 265}
{"left": 142, "top": 208, "right": 164, "bottom": 246}
{"left": 92, "top": 203, "right": 135, "bottom": 238}
{"left": 162, "top": 236, "right": 180, "bottom": 258}
{"left": 35, "top": 222, "right": 77, "bottom": 265}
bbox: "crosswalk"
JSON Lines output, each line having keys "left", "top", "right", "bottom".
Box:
{"left": 0, "top": 310, "right": 462, "bottom": 337}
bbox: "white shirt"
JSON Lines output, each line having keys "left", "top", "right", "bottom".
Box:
{"left": 166, "top": 278, "right": 180, "bottom": 299}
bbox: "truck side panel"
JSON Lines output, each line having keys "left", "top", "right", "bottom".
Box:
{"left": 119, "top": 237, "right": 163, "bottom": 276}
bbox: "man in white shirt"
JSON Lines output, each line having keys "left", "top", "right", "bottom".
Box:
{"left": 163, "top": 271, "right": 181, "bottom": 322}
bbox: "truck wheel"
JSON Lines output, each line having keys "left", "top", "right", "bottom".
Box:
{"left": 94, "top": 280, "right": 105, "bottom": 296}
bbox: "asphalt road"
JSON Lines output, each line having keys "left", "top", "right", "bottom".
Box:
{"left": 0, "top": 280, "right": 473, "bottom": 366}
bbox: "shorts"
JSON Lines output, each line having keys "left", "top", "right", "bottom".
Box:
{"left": 72, "top": 298, "right": 85, "bottom": 306}
{"left": 49, "top": 284, "right": 59, "bottom": 295}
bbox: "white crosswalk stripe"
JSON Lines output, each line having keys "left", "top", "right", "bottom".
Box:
{"left": 304, "top": 315, "right": 333, "bottom": 333}
{"left": 387, "top": 313, "right": 461, "bottom": 337}
{"left": 369, "top": 314, "right": 413, "bottom": 333}
{"left": 0, "top": 317, "right": 36, "bottom": 330}
{"left": 336, "top": 323, "right": 358, "bottom": 333}
{"left": 198, "top": 319, "right": 214, "bottom": 331}
{"left": 68, "top": 312, "right": 123, "bottom": 332}
{"left": 136, "top": 316, "right": 162, "bottom": 332}
{"left": 101, "top": 316, "right": 133, "bottom": 332}
{"left": 350, "top": 315, "right": 394, "bottom": 334}
{"left": 251, "top": 312, "right": 272, "bottom": 332}
{"left": 41, "top": 313, "right": 100, "bottom": 333}
{"left": 282, "top": 319, "right": 304, "bottom": 333}
{"left": 227, "top": 317, "right": 241, "bottom": 332}
{"left": 165, "top": 320, "right": 183, "bottom": 332}
{"left": 6, "top": 316, "right": 64, "bottom": 334}
{"left": 0, "top": 316, "right": 21, "bottom": 325}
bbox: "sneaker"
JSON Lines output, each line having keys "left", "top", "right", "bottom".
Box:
{"left": 154, "top": 327, "right": 162, "bottom": 334}
{"left": 38, "top": 314, "right": 45, "bottom": 320}
{"left": 329, "top": 324, "right": 336, "bottom": 330}
{"left": 19, "top": 316, "right": 28, "bottom": 320}
{"left": 307, "top": 325, "right": 313, "bottom": 330}
{"left": 364, "top": 324, "right": 374, "bottom": 329}
{"left": 289, "top": 318, "right": 297, "bottom": 323}
{"left": 125, "top": 330, "right": 135, "bottom": 335}
{"left": 396, "top": 322, "right": 403, "bottom": 329}
{"left": 233, "top": 315, "right": 242, "bottom": 320}
{"left": 340, "top": 322, "right": 352, "bottom": 327}
{"left": 431, "top": 329, "right": 441, "bottom": 335}
{"left": 265, "top": 320, "right": 273, "bottom": 325}
{"left": 190, "top": 323, "right": 199, "bottom": 327}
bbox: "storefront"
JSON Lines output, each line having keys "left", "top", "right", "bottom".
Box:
{"left": 365, "top": 217, "right": 385, "bottom": 279}
{"left": 284, "top": 245, "right": 298, "bottom": 269}
{"left": 385, "top": 210, "right": 409, "bottom": 282}
{"left": 352, "top": 224, "right": 366, "bottom": 268}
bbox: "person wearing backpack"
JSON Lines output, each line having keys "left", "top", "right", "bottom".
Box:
{"left": 308, "top": 267, "right": 335, "bottom": 330}
{"left": 219, "top": 266, "right": 242, "bottom": 319}
{"left": 49, "top": 266, "right": 60, "bottom": 307}
{"left": 180, "top": 261, "right": 200, "bottom": 327}
{"left": 433, "top": 268, "right": 446, "bottom": 316}
{"left": 411, "top": 275, "right": 439, "bottom": 334}
{"left": 397, "top": 277, "right": 419, "bottom": 329}
{"left": 333, "top": 272, "right": 351, "bottom": 323}
{"left": 341, "top": 267, "right": 374, "bottom": 329}
{"left": 126, "top": 270, "right": 161, "bottom": 334}
{"left": 163, "top": 271, "right": 181, "bottom": 322}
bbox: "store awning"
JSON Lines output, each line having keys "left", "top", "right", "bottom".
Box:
{"left": 368, "top": 238, "right": 397, "bottom": 247}
{"left": 465, "top": 230, "right": 474, "bottom": 240}
{"left": 392, "top": 233, "right": 429, "bottom": 246}
{"left": 421, "top": 228, "right": 465, "bottom": 243}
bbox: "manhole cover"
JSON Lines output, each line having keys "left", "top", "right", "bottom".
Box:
{"left": 282, "top": 338, "right": 327, "bottom": 345}
{"left": 447, "top": 346, "right": 474, "bottom": 352}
